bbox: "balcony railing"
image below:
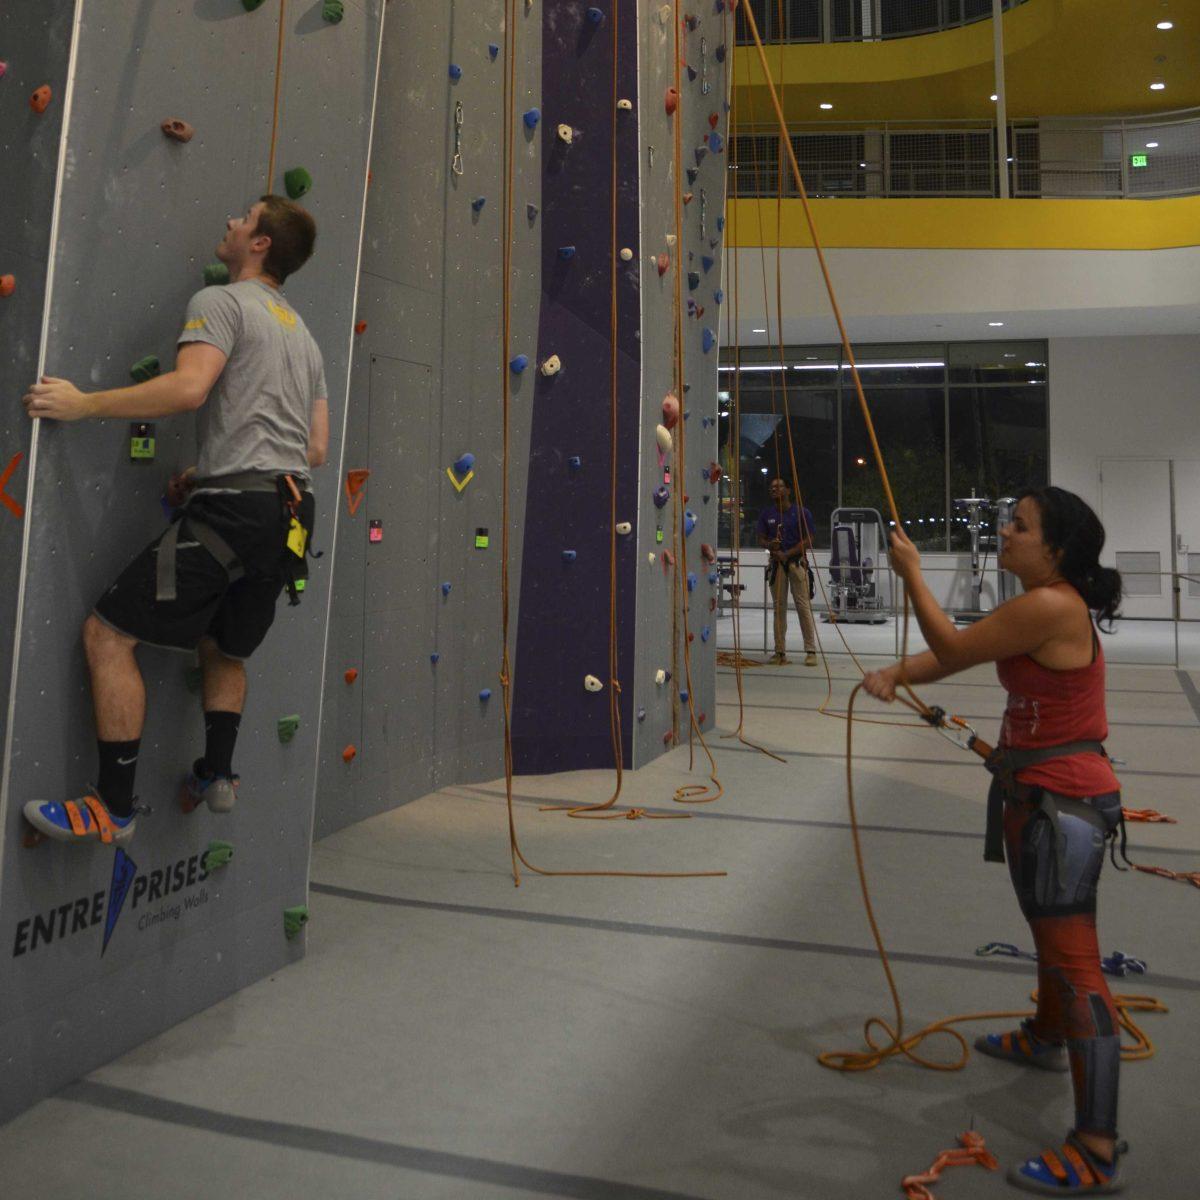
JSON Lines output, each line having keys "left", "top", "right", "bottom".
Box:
{"left": 730, "top": 110, "right": 1200, "bottom": 199}
{"left": 736, "top": 0, "right": 1029, "bottom": 44}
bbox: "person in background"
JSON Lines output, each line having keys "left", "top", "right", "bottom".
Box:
{"left": 757, "top": 477, "right": 818, "bottom": 667}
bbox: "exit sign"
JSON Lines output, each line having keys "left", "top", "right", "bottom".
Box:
{"left": 1130, "top": 153, "right": 1149, "bottom": 168}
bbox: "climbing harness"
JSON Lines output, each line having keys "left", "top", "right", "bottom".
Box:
{"left": 452, "top": 101, "right": 465, "bottom": 176}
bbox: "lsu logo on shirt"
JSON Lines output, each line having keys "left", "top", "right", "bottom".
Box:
{"left": 266, "top": 297, "right": 297, "bottom": 329}
{"left": 183, "top": 317, "right": 206, "bottom": 332}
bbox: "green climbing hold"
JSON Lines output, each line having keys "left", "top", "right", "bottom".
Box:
{"left": 284, "top": 167, "right": 312, "bottom": 200}
{"left": 277, "top": 714, "right": 301, "bottom": 743}
{"left": 243, "top": 0, "right": 267, "bottom": 10}
{"left": 130, "top": 355, "right": 160, "bottom": 383}
{"left": 323, "top": 0, "right": 344, "bottom": 22}
{"left": 203, "top": 261, "right": 230, "bottom": 286}
{"left": 283, "top": 905, "right": 309, "bottom": 940}
{"left": 202, "top": 840, "right": 234, "bottom": 872}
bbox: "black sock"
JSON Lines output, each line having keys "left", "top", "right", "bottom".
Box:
{"left": 201, "top": 711, "right": 241, "bottom": 779}
{"left": 97, "top": 739, "right": 140, "bottom": 817}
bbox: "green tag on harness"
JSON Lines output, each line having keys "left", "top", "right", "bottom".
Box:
{"left": 475, "top": 527, "right": 489, "bottom": 549}
{"left": 130, "top": 422, "right": 155, "bottom": 460}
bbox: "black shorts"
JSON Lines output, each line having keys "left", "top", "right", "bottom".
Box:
{"left": 94, "top": 492, "right": 292, "bottom": 661}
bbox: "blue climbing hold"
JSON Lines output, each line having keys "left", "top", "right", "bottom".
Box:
{"left": 713, "top": 288, "right": 724, "bottom": 305}
{"left": 489, "top": 43, "right": 500, "bottom": 60}
{"left": 684, "top": 510, "right": 697, "bottom": 536}
{"left": 449, "top": 63, "right": 462, "bottom": 81}
{"left": 687, "top": 271, "right": 700, "bottom": 291}
{"left": 510, "top": 354, "right": 529, "bottom": 373}
{"left": 701, "top": 626, "right": 710, "bottom": 642}
{"left": 686, "top": 572, "right": 697, "bottom": 592}
{"left": 714, "top": 43, "right": 726, "bottom": 63}
{"left": 453, "top": 452, "right": 475, "bottom": 476}
{"left": 562, "top": 549, "right": 577, "bottom": 563}
{"left": 702, "top": 417, "right": 714, "bottom": 429}
{"left": 717, "top": 215, "right": 725, "bottom": 233}
{"left": 431, "top": 653, "right": 440, "bottom": 664}
{"left": 694, "top": 146, "right": 707, "bottom": 167}
{"left": 479, "top": 688, "right": 492, "bottom": 702}
{"left": 441, "top": 582, "right": 452, "bottom": 596}
{"left": 523, "top": 107, "right": 541, "bottom": 130}
{"left": 527, "top": 203, "right": 539, "bottom": 221}
{"left": 708, "top": 571, "right": 718, "bottom": 584}
{"left": 586, "top": 5, "right": 605, "bottom": 24}
{"left": 708, "top": 131, "right": 724, "bottom": 153}
{"left": 653, "top": 485, "right": 670, "bottom": 508}
{"left": 558, "top": 245, "right": 576, "bottom": 260}
{"left": 702, "top": 328, "right": 716, "bottom": 353}
{"left": 472, "top": 197, "right": 486, "bottom": 212}
{"left": 568, "top": 455, "right": 582, "bottom": 470}
{"left": 680, "top": 689, "right": 689, "bottom": 702}
{"left": 701, "top": 255, "right": 714, "bottom": 273}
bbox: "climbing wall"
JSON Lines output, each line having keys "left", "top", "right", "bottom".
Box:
{"left": 313, "top": 0, "right": 542, "bottom": 838}
{"left": 0, "top": 1, "right": 384, "bottom": 1123}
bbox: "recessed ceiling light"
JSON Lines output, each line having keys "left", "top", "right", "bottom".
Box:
{"left": 988, "top": 321, "right": 1005, "bottom": 327}
{"left": 859, "top": 162, "right": 866, "bottom": 168}
{"left": 1157, "top": 21, "right": 1174, "bottom": 30}
{"left": 819, "top": 102, "right": 833, "bottom": 110}
{"left": 990, "top": 93, "right": 998, "bottom": 101}
{"left": 752, "top": 328, "right": 766, "bottom": 333}
{"left": 1146, "top": 141, "right": 1159, "bottom": 148}
{"left": 1150, "top": 82, "right": 1166, "bottom": 90}
{"left": 1003, "top": 353, "right": 1015, "bottom": 358}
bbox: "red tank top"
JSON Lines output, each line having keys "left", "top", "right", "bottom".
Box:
{"left": 995, "top": 618, "right": 1120, "bottom": 799}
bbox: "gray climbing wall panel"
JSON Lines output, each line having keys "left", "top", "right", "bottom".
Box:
{"left": 0, "top": 0, "right": 384, "bottom": 1123}
{"left": 313, "top": 0, "right": 541, "bottom": 838}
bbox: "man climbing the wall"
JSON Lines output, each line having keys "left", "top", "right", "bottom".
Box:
{"left": 758, "top": 477, "right": 818, "bottom": 667}
{"left": 20, "top": 196, "right": 329, "bottom": 846}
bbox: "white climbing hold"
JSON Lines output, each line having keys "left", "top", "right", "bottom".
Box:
{"left": 619, "top": 247, "right": 633, "bottom": 261}
{"left": 648, "top": 552, "right": 656, "bottom": 564}
{"left": 616, "top": 521, "right": 632, "bottom": 535}
{"left": 540, "top": 354, "right": 562, "bottom": 377}
{"left": 617, "top": 98, "right": 632, "bottom": 111}
{"left": 655, "top": 669, "right": 666, "bottom": 685}
{"left": 657, "top": 5, "right": 671, "bottom": 25}
{"left": 655, "top": 424, "right": 673, "bottom": 455}
{"left": 557, "top": 124, "right": 574, "bottom": 144}
{"left": 584, "top": 675, "right": 604, "bottom": 693}
{"left": 665, "top": 234, "right": 677, "bottom": 247}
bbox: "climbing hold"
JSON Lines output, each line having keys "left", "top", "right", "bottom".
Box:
{"left": 562, "top": 550, "right": 577, "bottom": 563}
{"left": 637, "top": 708, "right": 646, "bottom": 722}
{"left": 243, "top": 0, "right": 267, "bottom": 9}
{"left": 284, "top": 168, "right": 312, "bottom": 200}
{"left": 701, "top": 255, "right": 714, "bottom": 273}
{"left": 557, "top": 124, "right": 574, "bottom": 144}
{"left": 655, "top": 669, "right": 666, "bottom": 685}
{"left": 648, "top": 553, "right": 656, "bottom": 564}
{"left": 527, "top": 203, "right": 539, "bottom": 221}
{"left": 708, "top": 112, "right": 719, "bottom": 129}
{"left": 523, "top": 107, "right": 541, "bottom": 130}
{"left": 345, "top": 468, "right": 370, "bottom": 515}
{"left": 662, "top": 392, "right": 679, "bottom": 428}
{"left": 655, "top": 425, "right": 673, "bottom": 455}
{"left": 344, "top": 668, "right": 359, "bottom": 684}
{"left": 694, "top": 146, "right": 707, "bottom": 166}
{"left": 684, "top": 510, "right": 697, "bottom": 536}
{"left": 283, "top": 906, "right": 308, "bottom": 940}
{"left": 662, "top": 549, "right": 675, "bottom": 569}
{"left": 568, "top": 455, "right": 582, "bottom": 470}
{"left": 586, "top": 6, "right": 605, "bottom": 25}
{"left": 557, "top": 245, "right": 576, "bottom": 260}
{"left": 665, "top": 234, "right": 677, "bottom": 246}
{"left": 656, "top": 252, "right": 670, "bottom": 276}
{"left": 657, "top": 4, "right": 672, "bottom": 24}
{"left": 30, "top": 86, "right": 52, "bottom": 114}
{"left": 653, "top": 485, "right": 670, "bottom": 508}
{"left": 616, "top": 521, "right": 632, "bottom": 535}
{"left": 619, "top": 247, "right": 633, "bottom": 261}
{"left": 342, "top": 745, "right": 357, "bottom": 763}
{"left": 540, "top": 354, "right": 562, "bottom": 377}
{"left": 717, "top": 215, "right": 725, "bottom": 232}
{"left": 694, "top": 306, "right": 705, "bottom": 319}
{"left": 510, "top": 354, "right": 529, "bottom": 373}
{"left": 701, "top": 626, "right": 711, "bottom": 642}
{"left": 687, "top": 271, "right": 700, "bottom": 291}
{"left": 713, "top": 288, "right": 724, "bottom": 305}
{"left": 700, "top": 542, "right": 717, "bottom": 563}
{"left": 662, "top": 730, "right": 674, "bottom": 746}
{"left": 0, "top": 275, "right": 15, "bottom": 298}
{"left": 686, "top": 168, "right": 699, "bottom": 185}
{"left": 687, "top": 633, "right": 694, "bottom": 643}
{"left": 452, "top": 452, "right": 475, "bottom": 477}
{"left": 617, "top": 99, "right": 632, "bottom": 112}
{"left": 708, "top": 571, "right": 719, "bottom": 584}
{"left": 130, "top": 356, "right": 161, "bottom": 383}
{"left": 161, "top": 118, "right": 194, "bottom": 143}
{"left": 682, "top": 193, "right": 694, "bottom": 207}
{"left": 687, "top": 572, "right": 697, "bottom": 591}
{"left": 686, "top": 65, "right": 698, "bottom": 82}
{"left": 489, "top": 43, "right": 500, "bottom": 59}
{"left": 0, "top": 62, "right": 6, "bottom": 80}
{"left": 701, "top": 417, "right": 714, "bottom": 429}
{"left": 707, "top": 462, "right": 722, "bottom": 485}
{"left": 354, "top": 320, "right": 367, "bottom": 335}
{"left": 430, "top": 653, "right": 440, "bottom": 664}
{"left": 449, "top": 63, "right": 463, "bottom": 81}
{"left": 664, "top": 88, "right": 679, "bottom": 116}
{"left": 715, "top": 42, "right": 726, "bottom": 62}
{"left": 708, "top": 131, "right": 724, "bottom": 153}
{"left": 479, "top": 688, "right": 492, "bottom": 702}
{"left": 202, "top": 840, "right": 234, "bottom": 872}
{"left": 323, "top": 0, "right": 344, "bottom": 21}
{"left": 680, "top": 689, "right": 689, "bottom": 703}
{"left": 702, "top": 328, "right": 716, "bottom": 353}
{"left": 471, "top": 196, "right": 487, "bottom": 212}
{"left": 203, "top": 262, "right": 230, "bottom": 286}
{"left": 277, "top": 715, "right": 301, "bottom": 743}
{"left": 584, "top": 674, "right": 603, "bottom": 692}
{"left": 441, "top": 582, "right": 452, "bottom": 596}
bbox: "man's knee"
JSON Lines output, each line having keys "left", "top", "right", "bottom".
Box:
{"left": 83, "top": 613, "right": 135, "bottom": 659}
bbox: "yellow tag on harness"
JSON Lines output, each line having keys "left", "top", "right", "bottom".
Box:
{"left": 287, "top": 517, "right": 308, "bottom": 559}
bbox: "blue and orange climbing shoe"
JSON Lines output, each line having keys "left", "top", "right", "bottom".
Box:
{"left": 179, "top": 765, "right": 239, "bottom": 814}
{"left": 1008, "top": 1133, "right": 1126, "bottom": 1195}
{"left": 23, "top": 790, "right": 138, "bottom": 846}
{"left": 975, "top": 1020, "right": 1068, "bottom": 1072}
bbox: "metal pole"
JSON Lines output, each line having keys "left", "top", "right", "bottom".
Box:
{"left": 992, "top": 0, "right": 1010, "bottom": 198}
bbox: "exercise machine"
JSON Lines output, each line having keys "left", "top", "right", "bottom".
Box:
{"left": 994, "top": 495, "right": 1020, "bottom": 604}
{"left": 953, "top": 488, "right": 992, "bottom": 623}
{"left": 825, "top": 507, "right": 890, "bottom": 624}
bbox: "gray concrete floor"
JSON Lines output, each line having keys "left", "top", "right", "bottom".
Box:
{"left": 1, "top": 659, "right": 1197, "bottom": 1199}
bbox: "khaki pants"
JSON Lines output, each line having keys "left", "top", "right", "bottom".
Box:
{"left": 772, "top": 560, "right": 817, "bottom": 656}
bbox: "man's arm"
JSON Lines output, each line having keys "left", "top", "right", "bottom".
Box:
{"left": 308, "top": 398, "right": 329, "bottom": 468}
{"left": 23, "top": 343, "right": 227, "bottom": 422}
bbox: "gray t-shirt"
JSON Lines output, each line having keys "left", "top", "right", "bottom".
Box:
{"left": 177, "top": 279, "right": 326, "bottom": 483}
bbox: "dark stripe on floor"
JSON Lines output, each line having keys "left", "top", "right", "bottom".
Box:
{"left": 61, "top": 1082, "right": 710, "bottom": 1200}
{"left": 309, "top": 882, "right": 1200, "bottom": 994}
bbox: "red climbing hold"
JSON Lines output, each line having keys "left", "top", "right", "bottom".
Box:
{"left": 664, "top": 87, "right": 679, "bottom": 116}
{"left": 0, "top": 452, "right": 25, "bottom": 520}
{"left": 662, "top": 392, "right": 679, "bottom": 429}
{"left": 682, "top": 193, "right": 694, "bottom": 205}
{"left": 700, "top": 542, "right": 716, "bottom": 563}
{"left": 342, "top": 745, "right": 357, "bottom": 764}
{"left": 707, "top": 462, "right": 723, "bottom": 485}
{"left": 160, "top": 118, "right": 195, "bottom": 143}
{"left": 0, "top": 275, "right": 14, "bottom": 298}
{"left": 662, "top": 730, "right": 674, "bottom": 746}
{"left": 345, "top": 468, "right": 370, "bottom": 516}
{"left": 708, "top": 112, "right": 719, "bottom": 129}
{"left": 656, "top": 252, "right": 670, "bottom": 276}
{"left": 30, "top": 85, "right": 52, "bottom": 114}
{"left": 661, "top": 549, "right": 675, "bottom": 573}
{"left": 344, "top": 668, "right": 359, "bottom": 685}
{"left": 354, "top": 320, "right": 367, "bottom": 334}
{"left": 697, "top": 712, "right": 706, "bottom": 724}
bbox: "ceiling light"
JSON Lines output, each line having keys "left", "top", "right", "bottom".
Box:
{"left": 1157, "top": 20, "right": 1174, "bottom": 30}
{"left": 760, "top": 467, "right": 768, "bottom": 475}
{"left": 819, "top": 102, "right": 833, "bottom": 110}
{"left": 1024, "top": 361, "right": 1041, "bottom": 367}
{"left": 988, "top": 321, "right": 1004, "bottom": 327}
{"left": 1146, "top": 141, "right": 1159, "bottom": 148}
{"left": 858, "top": 162, "right": 866, "bottom": 168}
{"left": 1150, "top": 82, "right": 1166, "bottom": 90}
{"left": 1003, "top": 353, "right": 1015, "bottom": 358}
{"left": 990, "top": 93, "right": 998, "bottom": 101}
{"left": 752, "top": 327, "right": 766, "bottom": 333}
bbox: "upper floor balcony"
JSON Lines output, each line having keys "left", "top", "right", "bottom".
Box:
{"left": 737, "top": 0, "right": 1029, "bottom": 44}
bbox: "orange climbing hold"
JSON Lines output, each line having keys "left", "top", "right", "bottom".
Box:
{"left": 0, "top": 452, "right": 25, "bottom": 520}
{"left": 160, "top": 118, "right": 195, "bottom": 143}
{"left": 656, "top": 252, "right": 670, "bottom": 276}
{"left": 664, "top": 87, "right": 679, "bottom": 115}
{"left": 345, "top": 468, "right": 370, "bottom": 516}
{"left": 344, "top": 668, "right": 359, "bottom": 684}
{"left": 354, "top": 320, "right": 367, "bottom": 335}
{"left": 342, "top": 745, "right": 357, "bottom": 764}
{"left": 901, "top": 1129, "right": 998, "bottom": 1200}
{"left": 30, "top": 85, "right": 52, "bottom": 114}
{"left": 0, "top": 275, "right": 15, "bottom": 297}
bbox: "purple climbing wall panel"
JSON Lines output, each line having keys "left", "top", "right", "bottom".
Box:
{"left": 511, "top": 2, "right": 641, "bottom": 774}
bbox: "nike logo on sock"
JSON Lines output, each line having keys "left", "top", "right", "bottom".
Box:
{"left": 116, "top": 756, "right": 138, "bottom": 766}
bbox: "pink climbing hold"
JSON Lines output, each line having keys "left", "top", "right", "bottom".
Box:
{"left": 662, "top": 392, "right": 680, "bottom": 429}
{"left": 656, "top": 252, "right": 670, "bottom": 276}
{"left": 664, "top": 87, "right": 679, "bottom": 116}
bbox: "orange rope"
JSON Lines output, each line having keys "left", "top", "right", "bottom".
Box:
{"left": 266, "top": 0, "right": 288, "bottom": 191}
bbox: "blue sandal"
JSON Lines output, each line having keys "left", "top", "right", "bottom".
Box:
{"left": 24, "top": 791, "right": 138, "bottom": 846}
{"left": 1008, "top": 1133, "right": 1126, "bottom": 1195}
